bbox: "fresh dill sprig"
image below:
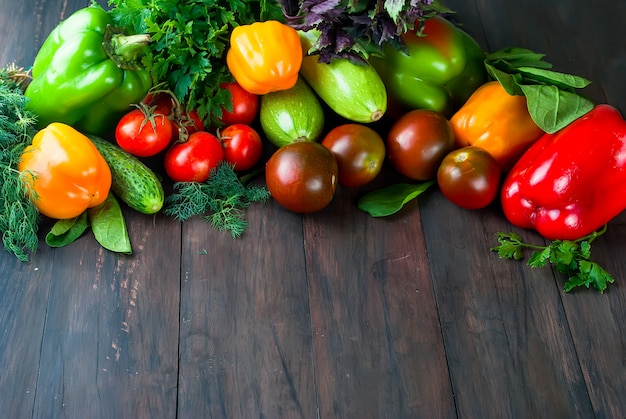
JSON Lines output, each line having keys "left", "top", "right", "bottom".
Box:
{"left": 0, "top": 66, "right": 40, "bottom": 262}
{"left": 164, "top": 162, "right": 270, "bottom": 238}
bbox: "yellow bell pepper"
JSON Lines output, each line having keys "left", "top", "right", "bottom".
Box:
{"left": 19, "top": 122, "right": 112, "bottom": 219}
{"left": 226, "top": 20, "right": 302, "bottom": 95}
{"left": 450, "top": 81, "right": 545, "bottom": 171}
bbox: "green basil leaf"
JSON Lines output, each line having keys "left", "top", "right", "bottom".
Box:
{"left": 357, "top": 181, "right": 435, "bottom": 217}
{"left": 517, "top": 66, "right": 591, "bottom": 89}
{"left": 485, "top": 63, "right": 525, "bottom": 95}
{"left": 87, "top": 194, "right": 132, "bottom": 255}
{"left": 45, "top": 212, "right": 89, "bottom": 248}
{"left": 521, "top": 84, "right": 595, "bottom": 133}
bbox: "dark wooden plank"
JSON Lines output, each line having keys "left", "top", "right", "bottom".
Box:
{"left": 0, "top": 2, "right": 92, "bottom": 417}
{"left": 429, "top": 0, "right": 626, "bottom": 417}
{"left": 32, "top": 212, "right": 181, "bottom": 418}
{"left": 177, "top": 200, "right": 317, "bottom": 418}
{"left": 0, "top": 243, "right": 53, "bottom": 418}
{"left": 303, "top": 184, "right": 455, "bottom": 418}
{"left": 465, "top": 1, "right": 626, "bottom": 417}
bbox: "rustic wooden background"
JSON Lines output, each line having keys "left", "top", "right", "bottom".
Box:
{"left": 1, "top": 0, "right": 625, "bottom": 418}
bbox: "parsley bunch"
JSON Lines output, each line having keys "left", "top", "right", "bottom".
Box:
{"left": 491, "top": 225, "right": 615, "bottom": 293}
{"left": 279, "top": 0, "right": 453, "bottom": 63}
{"left": 0, "top": 66, "right": 40, "bottom": 261}
{"left": 107, "top": 0, "right": 284, "bottom": 126}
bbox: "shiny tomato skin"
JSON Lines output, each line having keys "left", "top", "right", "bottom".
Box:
{"left": 437, "top": 146, "right": 502, "bottom": 209}
{"left": 321, "top": 124, "right": 386, "bottom": 188}
{"left": 221, "top": 124, "right": 263, "bottom": 172}
{"left": 164, "top": 131, "right": 224, "bottom": 182}
{"left": 265, "top": 142, "right": 338, "bottom": 213}
{"left": 386, "top": 109, "right": 455, "bottom": 181}
{"left": 115, "top": 108, "right": 173, "bottom": 157}
{"left": 219, "top": 82, "right": 259, "bottom": 126}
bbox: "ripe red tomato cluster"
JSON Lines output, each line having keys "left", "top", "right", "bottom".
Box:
{"left": 114, "top": 82, "right": 263, "bottom": 183}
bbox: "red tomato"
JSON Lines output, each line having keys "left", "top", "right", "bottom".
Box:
{"left": 164, "top": 131, "right": 225, "bottom": 182}
{"left": 265, "top": 142, "right": 338, "bottom": 213}
{"left": 437, "top": 146, "right": 502, "bottom": 209}
{"left": 115, "top": 108, "right": 173, "bottom": 157}
{"left": 220, "top": 124, "right": 263, "bottom": 172}
{"left": 219, "top": 82, "right": 259, "bottom": 126}
{"left": 321, "top": 124, "right": 386, "bottom": 187}
{"left": 386, "top": 109, "right": 455, "bottom": 181}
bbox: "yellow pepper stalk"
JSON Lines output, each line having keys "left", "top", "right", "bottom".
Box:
{"left": 450, "top": 81, "right": 545, "bottom": 171}
{"left": 226, "top": 20, "right": 302, "bottom": 95}
{"left": 19, "top": 123, "right": 112, "bottom": 219}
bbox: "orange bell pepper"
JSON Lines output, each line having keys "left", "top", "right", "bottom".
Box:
{"left": 450, "top": 80, "right": 544, "bottom": 171}
{"left": 19, "top": 122, "right": 112, "bottom": 219}
{"left": 226, "top": 20, "right": 302, "bottom": 95}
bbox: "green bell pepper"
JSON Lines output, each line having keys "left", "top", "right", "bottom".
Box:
{"left": 370, "top": 16, "right": 487, "bottom": 117}
{"left": 25, "top": 6, "right": 152, "bottom": 136}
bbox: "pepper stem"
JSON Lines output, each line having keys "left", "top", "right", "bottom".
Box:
{"left": 102, "top": 25, "right": 151, "bottom": 71}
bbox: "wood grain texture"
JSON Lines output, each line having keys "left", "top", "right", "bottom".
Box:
{"left": 0, "top": 0, "right": 625, "bottom": 418}
{"left": 177, "top": 201, "right": 317, "bottom": 418}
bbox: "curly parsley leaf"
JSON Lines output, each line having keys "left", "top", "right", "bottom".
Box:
{"left": 107, "top": 0, "right": 283, "bottom": 126}
{"left": 491, "top": 226, "right": 615, "bottom": 293}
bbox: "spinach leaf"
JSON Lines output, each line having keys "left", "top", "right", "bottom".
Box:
{"left": 357, "top": 181, "right": 435, "bottom": 217}
{"left": 485, "top": 47, "right": 594, "bottom": 133}
{"left": 521, "top": 84, "right": 594, "bottom": 133}
{"left": 87, "top": 194, "right": 132, "bottom": 255}
{"left": 45, "top": 212, "right": 89, "bottom": 248}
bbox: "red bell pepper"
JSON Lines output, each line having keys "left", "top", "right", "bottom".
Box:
{"left": 501, "top": 104, "right": 626, "bottom": 240}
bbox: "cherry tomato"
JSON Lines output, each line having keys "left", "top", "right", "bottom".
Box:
{"left": 115, "top": 107, "right": 173, "bottom": 157}
{"left": 164, "top": 131, "right": 224, "bottom": 182}
{"left": 220, "top": 124, "right": 263, "bottom": 172}
{"left": 219, "top": 82, "right": 259, "bottom": 126}
{"left": 321, "top": 124, "right": 386, "bottom": 187}
{"left": 437, "top": 146, "right": 502, "bottom": 209}
{"left": 265, "top": 142, "right": 338, "bottom": 213}
{"left": 386, "top": 109, "right": 455, "bottom": 181}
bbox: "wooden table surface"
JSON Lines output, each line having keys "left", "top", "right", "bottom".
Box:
{"left": 1, "top": 0, "right": 625, "bottom": 418}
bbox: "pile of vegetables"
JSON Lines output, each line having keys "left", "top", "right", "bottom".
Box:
{"left": 1, "top": 0, "right": 625, "bottom": 293}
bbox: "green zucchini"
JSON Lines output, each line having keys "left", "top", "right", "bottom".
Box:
{"left": 89, "top": 135, "right": 164, "bottom": 215}
{"left": 298, "top": 30, "right": 387, "bottom": 123}
{"left": 260, "top": 76, "right": 325, "bottom": 147}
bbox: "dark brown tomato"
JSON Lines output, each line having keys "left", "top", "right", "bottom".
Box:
{"left": 437, "top": 146, "right": 502, "bottom": 209}
{"left": 265, "top": 141, "right": 338, "bottom": 213}
{"left": 321, "top": 123, "right": 386, "bottom": 188}
{"left": 386, "top": 109, "right": 455, "bottom": 181}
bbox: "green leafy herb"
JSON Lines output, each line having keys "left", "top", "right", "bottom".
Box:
{"left": 107, "top": 0, "right": 284, "bottom": 127}
{"left": 0, "top": 66, "right": 40, "bottom": 262}
{"left": 279, "top": 0, "right": 453, "bottom": 63}
{"left": 164, "top": 163, "right": 270, "bottom": 238}
{"left": 357, "top": 181, "right": 435, "bottom": 217}
{"left": 88, "top": 193, "right": 132, "bottom": 255}
{"left": 45, "top": 212, "right": 90, "bottom": 247}
{"left": 491, "top": 225, "right": 615, "bottom": 292}
{"left": 484, "top": 47, "right": 595, "bottom": 133}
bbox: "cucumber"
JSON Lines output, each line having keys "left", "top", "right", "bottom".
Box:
{"left": 260, "top": 76, "right": 325, "bottom": 147}
{"left": 298, "top": 30, "right": 387, "bottom": 123}
{"left": 88, "top": 135, "right": 164, "bottom": 215}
